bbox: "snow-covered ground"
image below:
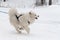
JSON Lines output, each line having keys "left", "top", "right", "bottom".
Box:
{"left": 0, "top": 5, "right": 60, "bottom": 40}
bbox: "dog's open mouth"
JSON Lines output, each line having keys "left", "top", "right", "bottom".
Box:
{"left": 35, "top": 17, "right": 38, "bottom": 19}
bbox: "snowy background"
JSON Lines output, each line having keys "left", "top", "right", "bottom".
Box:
{"left": 0, "top": 0, "right": 60, "bottom": 8}
{"left": 0, "top": 0, "right": 60, "bottom": 40}
{"left": 0, "top": 5, "right": 60, "bottom": 40}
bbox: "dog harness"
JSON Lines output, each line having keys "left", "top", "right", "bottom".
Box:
{"left": 15, "top": 14, "right": 30, "bottom": 24}
{"left": 28, "top": 21, "right": 30, "bottom": 24}
{"left": 15, "top": 14, "right": 23, "bottom": 21}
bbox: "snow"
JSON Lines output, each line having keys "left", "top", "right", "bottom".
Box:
{"left": 0, "top": 5, "right": 60, "bottom": 40}
{"left": 0, "top": 0, "right": 35, "bottom": 8}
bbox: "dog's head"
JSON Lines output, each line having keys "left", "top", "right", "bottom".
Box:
{"left": 29, "top": 11, "right": 39, "bottom": 20}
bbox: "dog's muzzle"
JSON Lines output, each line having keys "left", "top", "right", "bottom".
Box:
{"left": 35, "top": 15, "right": 39, "bottom": 19}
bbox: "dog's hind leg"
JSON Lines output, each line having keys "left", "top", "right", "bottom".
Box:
{"left": 15, "top": 27, "right": 21, "bottom": 33}
{"left": 14, "top": 25, "right": 21, "bottom": 33}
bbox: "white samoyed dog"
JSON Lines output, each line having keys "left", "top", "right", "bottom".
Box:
{"left": 8, "top": 8, "right": 39, "bottom": 34}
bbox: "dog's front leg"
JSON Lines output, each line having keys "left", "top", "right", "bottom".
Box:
{"left": 23, "top": 25, "right": 30, "bottom": 34}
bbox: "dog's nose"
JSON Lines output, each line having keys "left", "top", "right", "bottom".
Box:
{"left": 38, "top": 15, "right": 39, "bottom": 17}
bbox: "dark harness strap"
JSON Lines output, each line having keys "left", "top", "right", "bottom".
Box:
{"left": 28, "top": 21, "right": 30, "bottom": 24}
{"left": 15, "top": 14, "right": 30, "bottom": 24}
{"left": 15, "top": 14, "right": 23, "bottom": 21}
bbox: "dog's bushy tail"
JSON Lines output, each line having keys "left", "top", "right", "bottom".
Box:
{"left": 8, "top": 8, "right": 17, "bottom": 16}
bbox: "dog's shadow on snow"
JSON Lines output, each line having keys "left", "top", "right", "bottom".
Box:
{"left": 10, "top": 30, "right": 35, "bottom": 36}
{"left": 9, "top": 30, "right": 40, "bottom": 38}
{"left": 9, "top": 30, "right": 27, "bottom": 35}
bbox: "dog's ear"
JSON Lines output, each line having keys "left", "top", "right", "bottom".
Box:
{"left": 29, "top": 12, "right": 31, "bottom": 15}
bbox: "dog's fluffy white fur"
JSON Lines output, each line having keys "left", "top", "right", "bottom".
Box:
{"left": 8, "top": 8, "right": 39, "bottom": 33}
